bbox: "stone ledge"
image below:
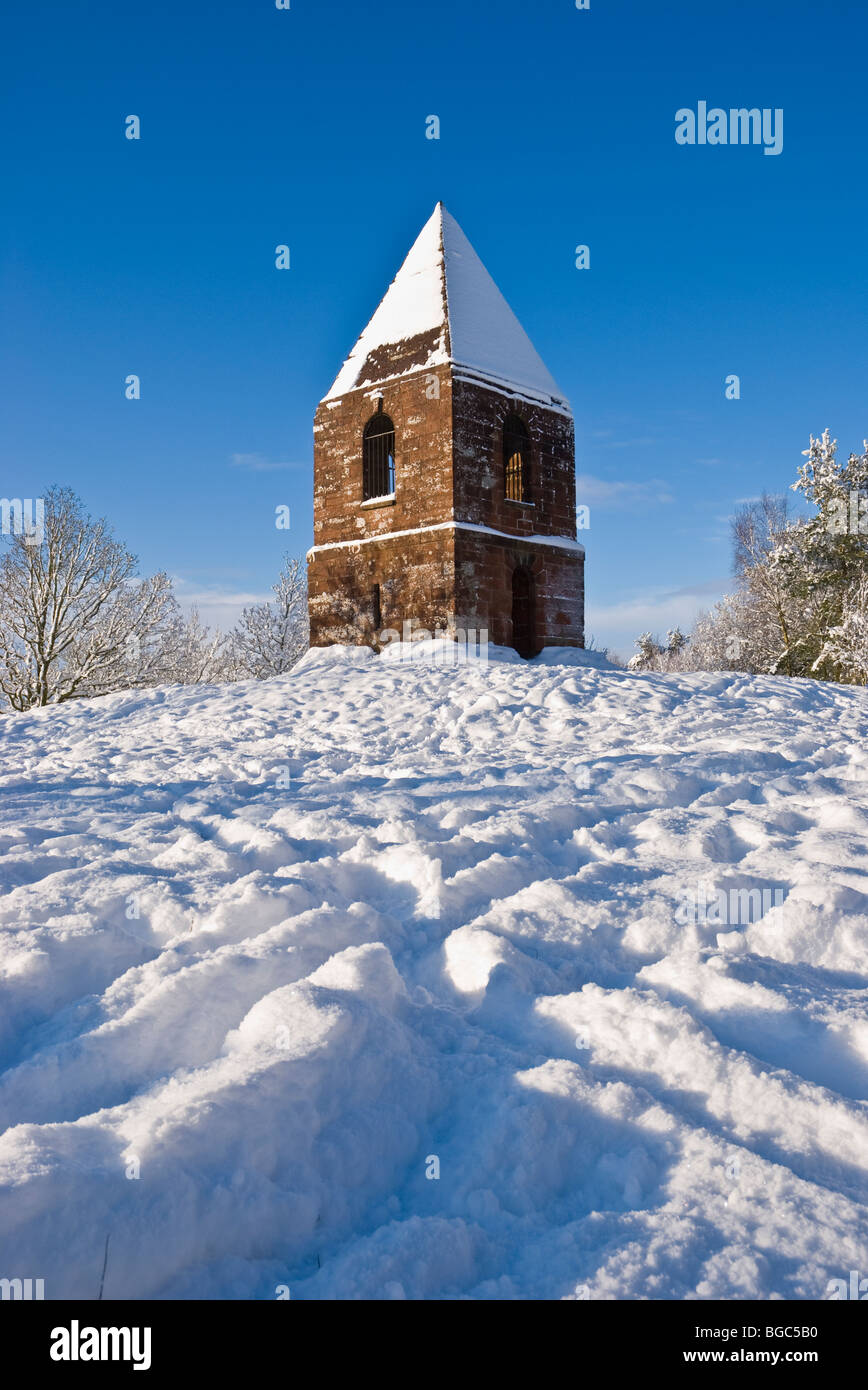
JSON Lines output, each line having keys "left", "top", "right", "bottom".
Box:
{"left": 360, "top": 494, "right": 397, "bottom": 510}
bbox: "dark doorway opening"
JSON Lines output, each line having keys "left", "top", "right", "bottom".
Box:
{"left": 511, "top": 566, "right": 537, "bottom": 658}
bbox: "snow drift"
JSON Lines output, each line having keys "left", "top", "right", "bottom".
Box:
{"left": 1, "top": 644, "right": 867, "bottom": 1300}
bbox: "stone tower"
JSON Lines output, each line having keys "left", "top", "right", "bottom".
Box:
{"left": 307, "top": 203, "right": 584, "bottom": 656}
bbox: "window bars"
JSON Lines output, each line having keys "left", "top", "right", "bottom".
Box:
{"left": 363, "top": 415, "right": 396, "bottom": 500}
{"left": 504, "top": 415, "right": 530, "bottom": 502}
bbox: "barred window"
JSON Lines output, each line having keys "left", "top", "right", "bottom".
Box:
{"left": 504, "top": 415, "right": 530, "bottom": 502}
{"left": 363, "top": 414, "right": 396, "bottom": 500}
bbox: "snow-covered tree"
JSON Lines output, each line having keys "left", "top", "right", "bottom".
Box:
{"left": 814, "top": 572, "right": 868, "bottom": 684}
{"left": 0, "top": 486, "right": 176, "bottom": 710}
{"left": 629, "top": 432, "right": 868, "bottom": 683}
{"left": 728, "top": 493, "right": 802, "bottom": 674}
{"left": 680, "top": 589, "right": 779, "bottom": 674}
{"left": 226, "top": 554, "right": 308, "bottom": 679}
{"left": 777, "top": 429, "right": 868, "bottom": 677}
{"left": 627, "top": 632, "right": 664, "bottom": 671}
{"left": 157, "top": 607, "right": 228, "bottom": 685}
{"left": 627, "top": 627, "right": 692, "bottom": 673}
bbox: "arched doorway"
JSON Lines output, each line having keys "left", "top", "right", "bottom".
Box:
{"left": 511, "top": 566, "right": 537, "bottom": 658}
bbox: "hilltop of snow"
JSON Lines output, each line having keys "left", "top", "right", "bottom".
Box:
{"left": 1, "top": 644, "right": 867, "bottom": 1300}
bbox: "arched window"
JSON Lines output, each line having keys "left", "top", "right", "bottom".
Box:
{"left": 504, "top": 415, "right": 530, "bottom": 502}
{"left": 363, "top": 414, "right": 396, "bottom": 500}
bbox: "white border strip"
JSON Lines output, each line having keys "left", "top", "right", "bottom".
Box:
{"left": 308, "top": 520, "right": 585, "bottom": 558}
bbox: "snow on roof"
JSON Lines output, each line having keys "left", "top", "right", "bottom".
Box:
{"left": 325, "top": 203, "right": 569, "bottom": 409}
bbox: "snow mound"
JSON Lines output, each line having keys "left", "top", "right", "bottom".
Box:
{"left": 1, "top": 656, "right": 867, "bottom": 1300}
{"left": 297, "top": 640, "right": 615, "bottom": 672}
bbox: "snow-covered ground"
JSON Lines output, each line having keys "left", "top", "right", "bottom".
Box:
{"left": 1, "top": 644, "right": 868, "bottom": 1300}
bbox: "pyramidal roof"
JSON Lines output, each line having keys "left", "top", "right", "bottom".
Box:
{"left": 324, "top": 203, "right": 569, "bottom": 410}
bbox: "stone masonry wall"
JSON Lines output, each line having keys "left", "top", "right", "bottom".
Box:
{"left": 454, "top": 530, "right": 584, "bottom": 651}
{"left": 308, "top": 528, "right": 456, "bottom": 649}
{"left": 312, "top": 365, "right": 454, "bottom": 550}
{"left": 308, "top": 364, "right": 584, "bottom": 652}
{"left": 451, "top": 377, "right": 577, "bottom": 541}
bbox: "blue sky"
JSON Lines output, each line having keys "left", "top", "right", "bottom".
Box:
{"left": 1, "top": 0, "right": 865, "bottom": 657}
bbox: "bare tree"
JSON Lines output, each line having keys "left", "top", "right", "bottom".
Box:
{"left": 0, "top": 486, "right": 176, "bottom": 710}
{"left": 158, "top": 607, "right": 227, "bottom": 685}
{"left": 729, "top": 493, "right": 801, "bottom": 674}
{"left": 226, "top": 554, "right": 308, "bottom": 680}
{"left": 731, "top": 492, "right": 790, "bottom": 579}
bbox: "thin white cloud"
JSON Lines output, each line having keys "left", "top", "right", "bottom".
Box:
{"left": 665, "top": 578, "right": 731, "bottom": 599}
{"left": 230, "top": 453, "right": 305, "bottom": 473}
{"left": 173, "top": 582, "right": 272, "bottom": 632}
{"left": 575, "top": 474, "right": 674, "bottom": 507}
{"left": 587, "top": 578, "right": 730, "bottom": 659}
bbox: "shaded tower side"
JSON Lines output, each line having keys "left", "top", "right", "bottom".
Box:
{"left": 450, "top": 375, "right": 585, "bottom": 652}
